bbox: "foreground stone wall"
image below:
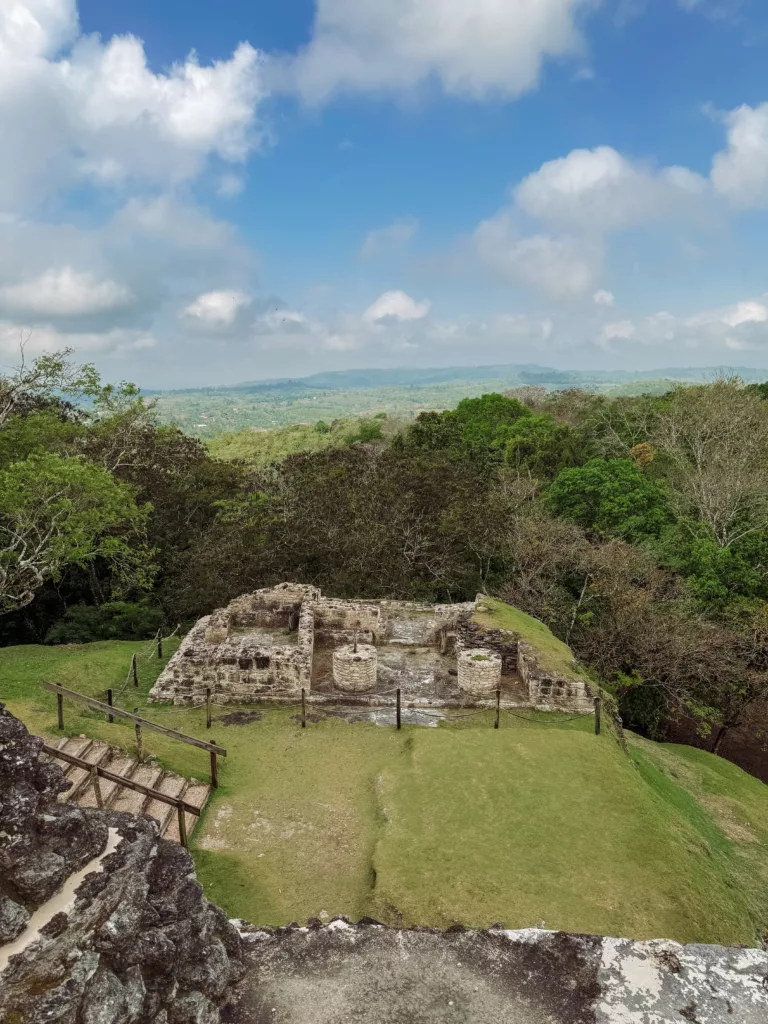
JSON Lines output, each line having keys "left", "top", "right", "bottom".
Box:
{"left": 0, "top": 705, "right": 244, "bottom": 1024}
{"left": 225, "top": 918, "right": 768, "bottom": 1024}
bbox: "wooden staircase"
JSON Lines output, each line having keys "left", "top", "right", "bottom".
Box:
{"left": 44, "top": 734, "right": 211, "bottom": 844}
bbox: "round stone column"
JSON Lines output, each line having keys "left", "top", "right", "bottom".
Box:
{"left": 332, "top": 644, "right": 377, "bottom": 693}
{"left": 457, "top": 648, "right": 502, "bottom": 696}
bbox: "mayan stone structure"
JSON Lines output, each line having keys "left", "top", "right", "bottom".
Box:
{"left": 149, "top": 583, "right": 594, "bottom": 712}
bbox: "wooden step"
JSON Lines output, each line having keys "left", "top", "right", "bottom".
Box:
{"left": 110, "top": 762, "right": 164, "bottom": 815}
{"left": 78, "top": 750, "right": 138, "bottom": 808}
{"left": 64, "top": 740, "right": 112, "bottom": 801}
{"left": 143, "top": 773, "right": 189, "bottom": 835}
{"left": 163, "top": 780, "right": 210, "bottom": 843}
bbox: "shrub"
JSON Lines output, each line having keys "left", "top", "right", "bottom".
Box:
{"left": 45, "top": 601, "right": 164, "bottom": 645}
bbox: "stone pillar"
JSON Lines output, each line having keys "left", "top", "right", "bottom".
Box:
{"left": 332, "top": 644, "right": 377, "bottom": 693}
{"left": 457, "top": 648, "right": 502, "bottom": 696}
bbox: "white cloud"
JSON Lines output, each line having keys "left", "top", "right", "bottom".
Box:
{"left": 359, "top": 218, "right": 418, "bottom": 259}
{"left": 0, "top": 0, "right": 78, "bottom": 60}
{"left": 0, "top": 1, "right": 266, "bottom": 208}
{"left": 363, "top": 290, "right": 430, "bottom": 322}
{"left": 593, "top": 296, "right": 768, "bottom": 354}
{"left": 182, "top": 290, "right": 252, "bottom": 328}
{"left": 0, "top": 320, "right": 154, "bottom": 358}
{"left": 514, "top": 146, "right": 708, "bottom": 231}
{"left": 593, "top": 289, "right": 614, "bottom": 307}
{"left": 289, "top": 0, "right": 597, "bottom": 104}
{"left": 0, "top": 267, "right": 133, "bottom": 317}
{"left": 472, "top": 209, "right": 602, "bottom": 297}
{"left": 217, "top": 173, "right": 246, "bottom": 198}
{"left": 711, "top": 103, "right": 768, "bottom": 207}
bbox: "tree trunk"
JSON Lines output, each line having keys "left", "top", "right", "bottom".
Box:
{"left": 711, "top": 724, "right": 730, "bottom": 755}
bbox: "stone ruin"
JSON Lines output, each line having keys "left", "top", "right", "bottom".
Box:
{"left": 0, "top": 703, "right": 244, "bottom": 1024}
{"left": 149, "top": 583, "right": 594, "bottom": 712}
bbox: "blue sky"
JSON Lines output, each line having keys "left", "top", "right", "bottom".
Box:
{"left": 1, "top": 1, "right": 768, "bottom": 387}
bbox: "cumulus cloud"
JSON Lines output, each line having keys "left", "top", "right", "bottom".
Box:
{"left": 710, "top": 103, "right": 768, "bottom": 207}
{"left": 359, "top": 218, "right": 418, "bottom": 259}
{"left": 593, "top": 289, "right": 614, "bottom": 307}
{"left": 363, "top": 290, "right": 430, "bottom": 323}
{"left": 472, "top": 212, "right": 602, "bottom": 297}
{"left": 288, "top": 0, "right": 597, "bottom": 104}
{"left": 182, "top": 290, "right": 252, "bottom": 328}
{"left": 0, "top": 267, "right": 133, "bottom": 317}
{"left": 0, "top": 0, "right": 266, "bottom": 209}
{"left": 514, "top": 146, "right": 708, "bottom": 231}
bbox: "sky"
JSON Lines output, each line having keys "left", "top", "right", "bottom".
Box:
{"left": 1, "top": 1, "right": 768, "bottom": 388}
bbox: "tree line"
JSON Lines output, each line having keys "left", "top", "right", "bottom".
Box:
{"left": 2, "top": 348, "right": 768, "bottom": 757}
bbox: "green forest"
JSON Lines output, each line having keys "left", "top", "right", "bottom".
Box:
{"left": 2, "top": 350, "right": 768, "bottom": 768}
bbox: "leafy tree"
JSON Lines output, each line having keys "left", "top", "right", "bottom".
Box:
{"left": 501, "top": 413, "right": 583, "bottom": 480}
{"left": 0, "top": 453, "right": 154, "bottom": 612}
{"left": 545, "top": 458, "right": 670, "bottom": 539}
{"left": 44, "top": 600, "right": 164, "bottom": 644}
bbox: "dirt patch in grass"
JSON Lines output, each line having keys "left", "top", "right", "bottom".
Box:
{"left": 221, "top": 711, "right": 264, "bottom": 726}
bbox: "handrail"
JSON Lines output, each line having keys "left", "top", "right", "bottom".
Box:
{"left": 42, "top": 682, "right": 226, "bottom": 756}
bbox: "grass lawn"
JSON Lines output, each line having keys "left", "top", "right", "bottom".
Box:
{"left": 2, "top": 640, "right": 767, "bottom": 945}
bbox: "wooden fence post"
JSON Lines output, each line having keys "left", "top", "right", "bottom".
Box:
{"left": 90, "top": 766, "right": 104, "bottom": 809}
{"left": 495, "top": 688, "right": 501, "bottom": 729}
{"left": 157, "top": 635, "right": 163, "bottom": 660}
{"left": 177, "top": 803, "right": 188, "bottom": 848}
{"left": 107, "top": 689, "right": 113, "bottom": 723}
{"left": 301, "top": 688, "right": 306, "bottom": 728}
{"left": 594, "top": 696, "right": 601, "bottom": 736}
{"left": 132, "top": 653, "right": 138, "bottom": 688}
{"left": 206, "top": 688, "right": 212, "bottom": 729}
{"left": 57, "top": 690, "right": 64, "bottom": 731}
{"left": 396, "top": 688, "right": 401, "bottom": 730}
{"left": 210, "top": 741, "right": 218, "bottom": 789}
{"left": 135, "top": 709, "right": 143, "bottom": 761}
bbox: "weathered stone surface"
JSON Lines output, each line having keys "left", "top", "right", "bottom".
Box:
{"left": 0, "top": 704, "right": 245, "bottom": 1024}
{"left": 224, "top": 920, "right": 768, "bottom": 1024}
{"left": 0, "top": 895, "right": 29, "bottom": 943}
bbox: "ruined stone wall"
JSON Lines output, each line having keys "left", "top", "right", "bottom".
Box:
{"left": 149, "top": 614, "right": 313, "bottom": 706}
{"left": 312, "top": 598, "right": 382, "bottom": 646}
{"left": 0, "top": 705, "right": 244, "bottom": 1024}
{"left": 517, "top": 642, "right": 594, "bottom": 712}
{"left": 379, "top": 601, "right": 475, "bottom": 646}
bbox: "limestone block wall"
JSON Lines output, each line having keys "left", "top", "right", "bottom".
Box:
{"left": 149, "top": 615, "right": 313, "bottom": 706}
{"left": 332, "top": 644, "right": 378, "bottom": 692}
{"left": 313, "top": 598, "right": 382, "bottom": 646}
{"left": 517, "top": 642, "right": 593, "bottom": 712}
{"left": 378, "top": 600, "right": 476, "bottom": 645}
{"left": 457, "top": 648, "right": 502, "bottom": 695}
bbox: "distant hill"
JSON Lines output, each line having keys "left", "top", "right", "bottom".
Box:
{"left": 151, "top": 363, "right": 768, "bottom": 437}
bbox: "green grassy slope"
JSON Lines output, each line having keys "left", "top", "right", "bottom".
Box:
{"left": 2, "top": 640, "right": 767, "bottom": 944}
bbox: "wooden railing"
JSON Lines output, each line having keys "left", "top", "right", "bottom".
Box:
{"left": 42, "top": 682, "right": 226, "bottom": 787}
